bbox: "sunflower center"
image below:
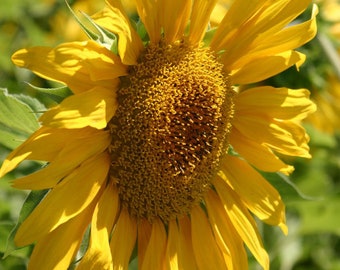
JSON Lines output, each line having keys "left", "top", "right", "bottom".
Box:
{"left": 108, "top": 41, "right": 235, "bottom": 222}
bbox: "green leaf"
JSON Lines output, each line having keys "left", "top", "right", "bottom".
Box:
{"left": 13, "top": 93, "right": 46, "bottom": 115}
{"left": 65, "top": 0, "right": 118, "bottom": 53}
{"left": 0, "top": 88, "right": 41, "bottom": 149}
{"left": 3, "top": 189, "right": 48, "bottom": 258}
{"left": 79, "top": 11, "right": 118, "bottom": 53}
{"left": 0, "top": 126, "right": 25, "bottom": 150}
{"left": 0, "top": 88, "right": 40, "bottom": 135}
{"left": 64, "top": 0, "right": 99, "bottom": 41}
{"left": 25, "top": 83, "right": 72, "bottom": 103}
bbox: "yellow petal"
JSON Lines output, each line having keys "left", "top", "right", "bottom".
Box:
{"left": 233, "top": 114, "right": 312, "bottom": 158}
{"left": 26, "top": 201, "right": 94, "bottom": 270}
{"left": 190, "top": 206, "right": 227, "bottom": 269}
{"left": 220, "top": 156, "right": 288, "bottom": 234}
{"left": 15, "top": 152, "right": 110, "bottom": 247}
{"left": 210, "top": 1, "right": 230, "bottom": 27}
{"left": 177, "top": 215, "right": 198, "bottom": 270}
{"left": 141, "top": 218, "right": 167, "bottom": 270}
{"left": 236, "top": 86, "right": 316, "bottom": 121}
{"left": 0, "top": 128, "right": 107, "bottom": 178}
{"left": 269, "top": 120, "right": 312, "bottom": 157}
{"left": 160, "top": 0, "right": 191, "bottom": 43}
{"left": 134, "top": 0, "right": 162, "bottom": 43}
{"left": 213, "top": 176, "right": 269, "bottom": 270}
{"left": 137, "top": 219, "right": 152, "bottom": 269}
{"left": 232, "top": 4, "right": 318, "bottom": 68}
{"left": 40, "top": 86, "right": 117, "bottom": 129}
{"left": 77, "top": 184, "right": 119, "bottom": 270}
{"left": 12, "top": 41, "right": 126, "bottom": 94}
{"left": 0, "top": 127, "right": 105, "bottom": 178}
{"left": 230, "top": 128, "right": 294, "bottom": 174}
{"left": 231, "top": 51, "right": 306, "bottom": 85}
{"left": 212, "top": 0, "right": 313, "bottom": 67}
{"left": 210, "top": 0, "right": 265, "bottom": 51}
{"left": 110, "top": 207, "right": 137, "bottom": 270}
{"left": 12, "top": 131, "right": 111, "bottom": 190}
{"left": 164, "top": 219, "right": 179, "bottom": 270}
{"left": 93, "top": 0, "right": 143, "bottom": 65}
{"left": 188, "top": 0, "right": 218, "bottom": 45}
{"left": 205, "top": 190, "right": 248, "bottom": 270}
{"left": 233, "top": 87, "right": 316, "bottom": 158}
{"left": 0, "top": 127, "right": 48, "bottom": 177}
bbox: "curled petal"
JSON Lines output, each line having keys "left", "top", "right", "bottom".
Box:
{"left": 233, "top": 86, "right": 316, "bottom": 158}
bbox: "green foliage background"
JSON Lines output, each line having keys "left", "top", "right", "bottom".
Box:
{"left": 1, "top": 1, "right": 340, "bottom": 269}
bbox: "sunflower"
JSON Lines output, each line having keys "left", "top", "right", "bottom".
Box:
{"left": 1, "top": 0, "right": 317, "bottom": 269}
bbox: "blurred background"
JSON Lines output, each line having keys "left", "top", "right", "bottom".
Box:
{"left": 0, "top": 0, "right": 340, "bottom": 269}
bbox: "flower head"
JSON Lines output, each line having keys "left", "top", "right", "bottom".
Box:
{"left": 1, "top": 0, "right": 317, "bottom": 269}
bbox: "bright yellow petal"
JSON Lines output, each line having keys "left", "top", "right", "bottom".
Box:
{"left": 0, "top": 127, "right": 104, "bottom": 178}
{"left": 230, "top": 128, "right": 294, "bottom": 174}
{"left": 164, "top": 219, "right": 179, "bottom": 270}
{"left": 233, "top": 114, "right": 312, "bottom": 158}
{"left": 190, "top": 206, "right": 227, "bottom": 269}
{"left": 0, "top": 127, "right": 47, "bottom": 177}
{"left": 12, "top": 41, "right": 126, "bottom": 94}
{"left": 188, "top": 0, "right": 218, "bottom": 45}
{"left": 15, "top": 152, "right": 110, "bottom": 247}
{"left": 220, "top": 156, "right": 288, "bottom": 234}
{"left": 211, "top": 0, "right": 313, "bottom": 67}
{"left": 40, "top": 86, "right": 117, "bottom": 129}
{"left": 160, "top": 0, "right": 191, "bottom": 43}
{"left": 93, "top": 0, "right": 143, "bottom": 65}
{"left": 205, "top": 190, "right": 248, "bottom": 270}
{"left": 134, "top": 0, "right": 162, "bottom": 43}
{"left": 231, "top": 51, "right": 306, "bottom": 85}
{"left": 210, "top": 1, "right": 230, "bottom": 27}
{"left": 12, "top": 131, "right": 111, "bottom": 190}
{"left": 177, "top": 215, "right": 198, "bottom": 270}
{"left": 141, "top": 218, "right": 167, "bottom": 270}
{"left": 165, "top": 217, "right": 199, "bottom": 270}
{"left": 26, "top": 201, "right": 94, "bottom": 270}
{"left": 236, "top": 86, "right": 316, "bottom": 121}
{"left": 210, "top": 0, "right": 267, "bottom": 52}
{"left": 77, "top": 184, "right": 119, "bottom": 270}
{"left": 213, "top": 176, "right": 269, "bottom": 270}
{"left": 233, "top": 86, "right": 316, "bottom": 158}
{"left": 110, "top": 207, "right": 137, "bottom": 270}
{"left": 0, "top": 128, "right": 107, "bottom": 178}
{"left": 232, "top": 4, "right": 318, "bottom": 69}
